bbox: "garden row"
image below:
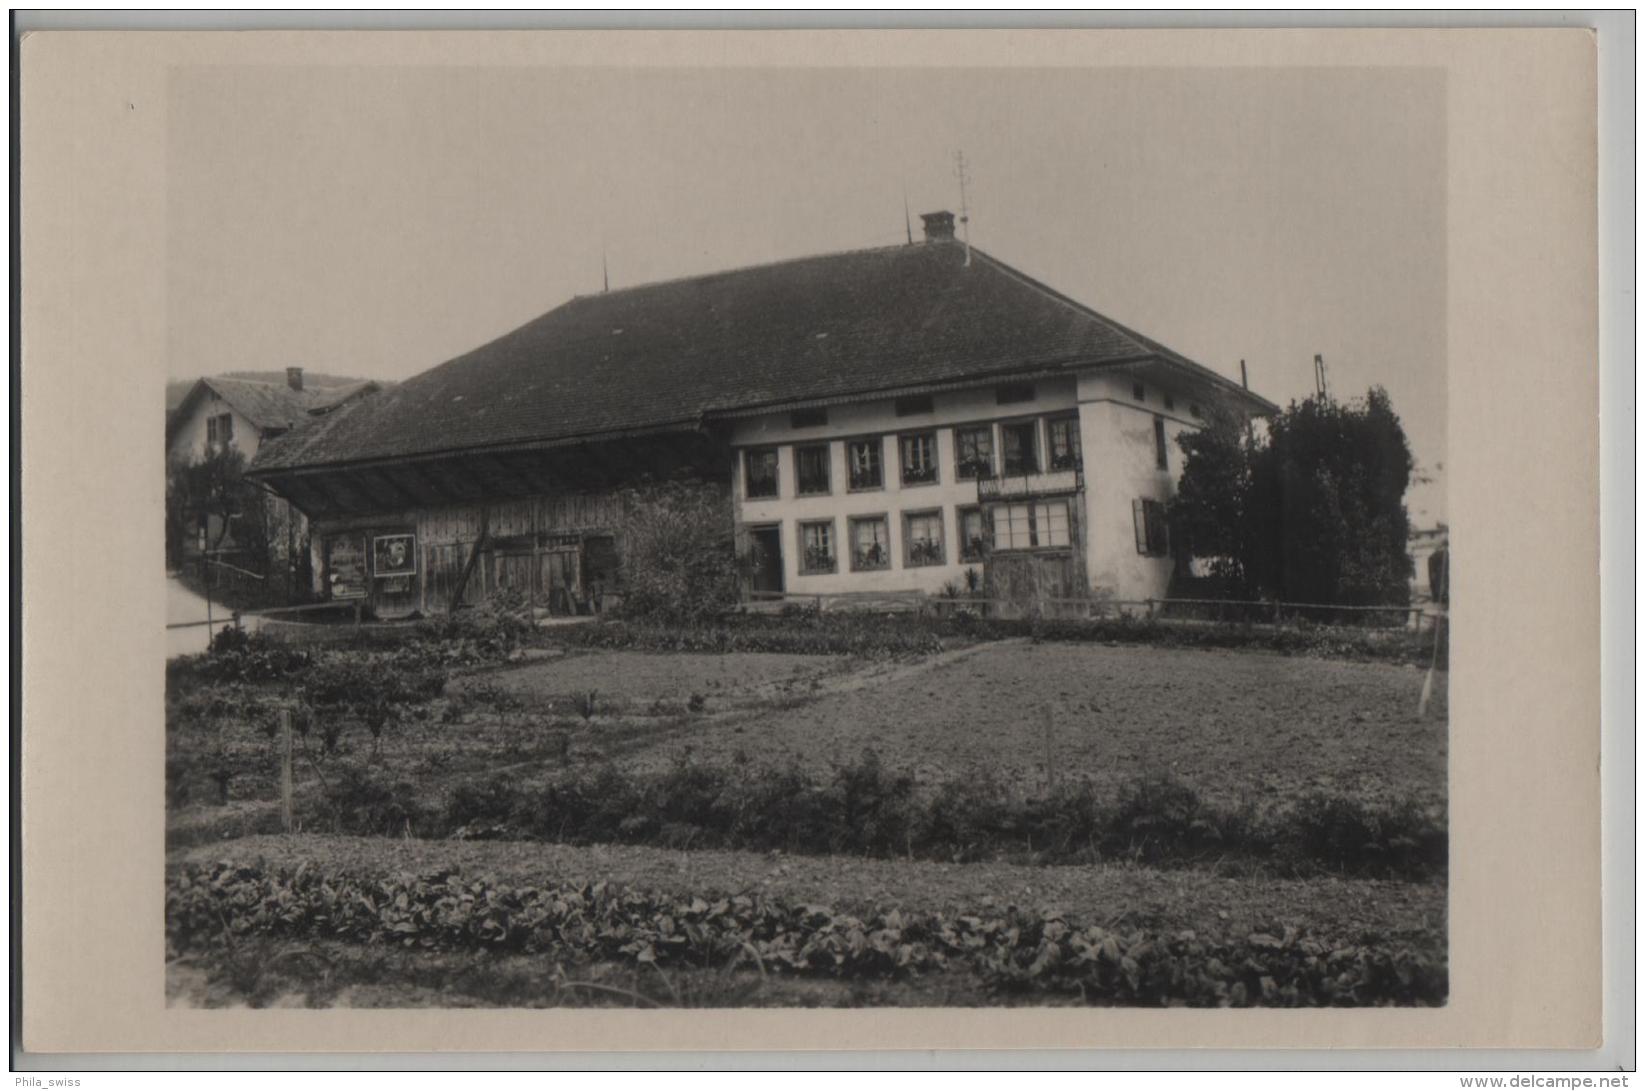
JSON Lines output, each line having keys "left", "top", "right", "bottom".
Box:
{"left": 558, "top": 611, "right": 1445, "bottom": 667}
{"left": 312, "top": 752, "right": 1445, "bottom": 880}
{"left": 167, "top": 860, "right": 1446, "bottom": 1007}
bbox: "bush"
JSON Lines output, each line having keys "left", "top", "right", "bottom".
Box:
{"left": 554, "top": 610, "right": 1441, "bottom": 667}
{"left": 425, "top": 756, "right": 1444, "bottom": 879}
{"left": 614, "top": 481, "right": 742, "bottom": 625}
{"left": 318, "top": 763, "right": 437, "bottom": 837}
{"left": 1286, "top": 793, "right": 1447, "bottom": 877}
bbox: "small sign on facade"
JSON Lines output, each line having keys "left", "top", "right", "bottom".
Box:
{"left": 326, "top": 534, "right": 368, "bottom": 600}
{"left": 373, "top": 533, "right": 417, "bottom": 578}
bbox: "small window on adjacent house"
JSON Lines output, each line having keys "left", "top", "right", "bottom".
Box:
{"left": 1047, "top": 416, "right": 1082, "bottom": 471}
{"left": 1189, "top": 404, "right": 1202, "bottom": 419}
{"left": 848, "top": 515, "right": 891, "bottom": 571}
{"left": 847, "top": 438, "right": 883, "bottom": 491}
{"left": 954, "top": 425, "right": 995, "bottom": 479}
{"left": 904, "top": 510, "right": 945, "bottom": 567}
{"left": 995, "top": 382, "right": 1034, "bottom": 405}
{"left": 794, "top": 444, "right": 831, "bottom": 496}
{"left": 894, "top": 394, "right": 934, "bottom": 417}
{"left": 958, "top": 506, "right": 991, "bottom": 562}
{"left": 1001, "top": 420, "right": 1039, "bottom": 475}
{"left": 1164, "top": 394, "right": 1176, "bottom": 411}
{"left": 1132, "top": 382, "right": 1146, "bottom": 402}
{"left": 206, "top": 412, "right": 233, "bottom": 450}
{"left": 744, "top": 447, "right": 780, "bottom": 499}
{"left": 1153, "top": 417, "right": 1169, "bottom": 471}
{"left": 799, "top": 520, "right": 837, "bottom": 574}
{"left": 1133, "top": 498, "right": 1171, "bottom": 557}
{"left": 899, "top": 431, "right": 938, "bottom": 486}
{"left": 790, "top": 407, "right": 828, "bottom": 429}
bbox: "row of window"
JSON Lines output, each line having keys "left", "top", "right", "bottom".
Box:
{"left": 743, "top": 415, "right": 1084, "bottom": 500}
{"left": 790, "top": 499, "right": 1075, "bottom": 576}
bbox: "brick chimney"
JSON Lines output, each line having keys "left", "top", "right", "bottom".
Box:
{"left": 920, "top": 210, "right": 956, "bottom": 243}
{"left": 285, "top": 366, "right": 304, "bottom": 392}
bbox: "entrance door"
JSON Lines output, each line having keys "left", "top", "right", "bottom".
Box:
{"left": 748, "top": 526, "right": 784, "bottom": 596}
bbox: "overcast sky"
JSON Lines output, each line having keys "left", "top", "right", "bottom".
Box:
{"left": 167, "top": 65, "right": 1447, "bottom": 524}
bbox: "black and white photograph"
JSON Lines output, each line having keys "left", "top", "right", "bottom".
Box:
{"left": 157, "top": 60, "right": 1453, "bottom": 1011}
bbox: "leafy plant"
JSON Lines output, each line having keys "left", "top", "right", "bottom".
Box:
{"left": 167, "top": 861, "right": 1447, "bottom": 1007}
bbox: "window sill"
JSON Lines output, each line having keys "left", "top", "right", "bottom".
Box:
{"left": 796, "top": 488, "right": 832, "bottom": 498}
{"left": 798, "top": 568, "right": 838, "bottom": 577}
{"left": 900, "top": 478, "right": 940, "bottom": 489}
{"left": 846, "top": 484, "right": 886, "bottom": 494}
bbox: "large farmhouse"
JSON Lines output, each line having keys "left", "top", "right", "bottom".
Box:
{"left": 248, "top": 213, "right": 1275, "bottom": 616}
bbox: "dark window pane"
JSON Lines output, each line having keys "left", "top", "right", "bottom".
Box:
{"left": 745, "top": 448, "right": 780, "bottom": 498}
{"left": 795, "top": 445, "right": 831, "bottom": 495}
{"left": 995, "top": 382, "right": 1034, "bottom": 405}
{"left": 1154, "top": 417, "right": 1168, "bottom": 471}
{"left": 847, "top": 439, "right": 883, "bottom": 490}
{"left": 900, "top": 431, "right": 938, "bottom": 485}
{"left": 894, "top": 395, "right": 934, "bottom": 417}
{"left": 1002, "top": 421, "right": 1038, "bottom": 475}
{"left": 955, "top": 426, "right": 994, "bottom": 479}
{"left": 1048, "top": 417, "right": 1081, "bottom": 470}
{"left": 790, "top": 407, "right": 827, "bottom": 428}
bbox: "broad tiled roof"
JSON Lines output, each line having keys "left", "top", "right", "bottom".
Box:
{"left": 251, "top": 240, "right": 1269, "bottom": 473}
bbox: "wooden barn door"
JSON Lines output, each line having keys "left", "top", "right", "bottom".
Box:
{"left": 538, "top": 545, "right": 582, "bottom": 615}
{"left": 493, "top": 552, "right": 536, "bottom": 601}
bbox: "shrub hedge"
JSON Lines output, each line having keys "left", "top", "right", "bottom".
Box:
{"left": 317, "top": 754, "right": 1445, "bottom": 880}
{"left": 556, "top": 611, "right": 1443, "bottom": 667}
{"left": 167, "top": 861, "right": 1446, "bottom": 1006}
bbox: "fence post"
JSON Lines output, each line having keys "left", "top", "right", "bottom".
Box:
{"left": 279, "top": 707, "right": 294, "bottom": 833}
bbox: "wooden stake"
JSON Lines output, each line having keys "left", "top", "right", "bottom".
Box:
{"left": 279, "top": 707, "right": 294, "bottom": 833}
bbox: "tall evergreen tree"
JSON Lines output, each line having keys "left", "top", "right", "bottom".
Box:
{"left": 1171, "top": 387, "right": 1415, "bottom": 606}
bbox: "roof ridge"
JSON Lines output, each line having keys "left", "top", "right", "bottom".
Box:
{"left": 567, "top": 240, "right": 929, "bottom": 304}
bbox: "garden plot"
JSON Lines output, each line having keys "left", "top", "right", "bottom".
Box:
{"left": 450, "top": 649, "right": 852, "bottom": 711}
{"left": 616, "top": 642, "right": 1448, "bottom": 808}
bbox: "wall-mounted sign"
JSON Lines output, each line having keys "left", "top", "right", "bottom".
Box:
{"left": 326, "top": 534, "right": 368, "bottom": 600}
{"left": 373, "top": 534, "right": 417, "bottom": 578}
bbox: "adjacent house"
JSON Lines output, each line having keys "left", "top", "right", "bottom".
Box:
{"left": 248, "top": 212, "right": 1275, "bottom": 617}
{"left": 167, "top": 368, "right": 381, "bottom": 588}
{"left": 167, "top": 368, "right": 381, "bottom": 464}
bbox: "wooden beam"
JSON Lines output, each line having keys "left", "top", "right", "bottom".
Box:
{"left": 362, "top": 466, "right": 421, "bottom": 509}
{"left": 482, "top": 454, "right": 540, "bottom": 498}
{"left": 302, "top": 474, "right": 349, "bottom": 514}
{"left": 270, "top": 475, "right": 333, "bottom": 519}
{"left": 402, "top": 461, "right": 462, "bottom": 506}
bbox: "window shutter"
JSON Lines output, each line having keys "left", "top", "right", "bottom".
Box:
{"left": 1133, "top": 499, "right": 1148, "bottom": 554}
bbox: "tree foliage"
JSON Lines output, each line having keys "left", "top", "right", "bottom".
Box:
{"left": 1171, "top": 387, "right": 1415, "bottom": 606}
{"left": 165, "top": 445, "right": 271, "bottom": 570}
{"left": 614, "top": 480, "right": 743, "bottom": 625}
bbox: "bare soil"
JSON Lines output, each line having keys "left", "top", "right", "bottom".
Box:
{"left": 613, "top": 642, "right": 1448, "bottom": 807}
